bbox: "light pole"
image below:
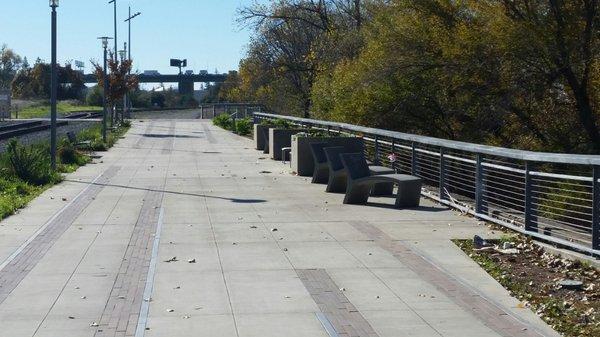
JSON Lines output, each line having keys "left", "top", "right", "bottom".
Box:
{"left": 98, "top": 36, "right": 112, "bottom": 143}
{"left": 49, "top": 0, "right": 59, "bottom": 170}
{"left": 125, "top": 8, "right": 141, "bottom": 118}
{"left": 118, "top": 47, "right": 127, "bottom": 124}
{"left": 109, "top": 0, "right": 118, "bottom": 61}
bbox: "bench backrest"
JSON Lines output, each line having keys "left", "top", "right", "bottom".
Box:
{"left": 324, "top": 146, "right": 346, "bottom": 172}
{"left": 66, "top": 131, "right": 77, "bottom": 143}
{"left": 309, "top": 142, "right": 329, "bottom": 164}
{"left": 340, "top": 153, "right": 371, "bottom": 180}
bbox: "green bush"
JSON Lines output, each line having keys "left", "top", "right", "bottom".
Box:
{"left": 3, "top": 140, "right": 59, "bottom": 186}
{"left": 261, "top": 118, "right": 293, "bottom": 129}
{"left": 235, "top": 118, "right": 252, "bottom": 135}
{"left": 77, "top": 123, "right": 130, "bottom": 151}
{"left": 85, "top": 85, "right": 104, "bottom": 107}
{"left": 213, "top": 114, "right": 233, "bottom": 130}
{"left": 58, "top": 139, "right": 88, "bottom": 166}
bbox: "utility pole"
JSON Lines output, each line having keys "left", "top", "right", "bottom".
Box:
{"left": 49, "top": 0, "right": 59, "bottom": 170}
{"left": 119, "top": 45, "right": 127, "bottom": 123}
{"left": 109, "top": 0, "right": 118, "bottom": 61}
{"left": 125, "top": 8, "right": 141, "bottom": 118}
{"left": 98, "top": 37, "right": 113, "bottom": 143}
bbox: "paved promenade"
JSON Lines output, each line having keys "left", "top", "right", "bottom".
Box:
{"left": 0, "top": 119, "right": 560, "bottom": 337}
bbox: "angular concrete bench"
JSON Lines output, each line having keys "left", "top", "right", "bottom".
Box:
{"left": 340, "top": 153, "right": 422, "bottom": 207}
{"left": 269, "top": 129, "right": 305, "bottom": 161}
{"left": 324, "top": 146, "right": 395, "bottom": 195}
{"left": 260, "top": 127, "right": 271, "bottom": 154}
{"left": 309, "top": 142, "right": 330, "bottom": 183}
{"left": 253, "top": 124, "right": 272, "bottom": 151}
{"left": 292, "top": 136, "right": 364, "bottom": 176}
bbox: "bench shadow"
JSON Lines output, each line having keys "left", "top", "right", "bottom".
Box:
{"left": 364, "top": 201, "right": 447, "bottom": 212}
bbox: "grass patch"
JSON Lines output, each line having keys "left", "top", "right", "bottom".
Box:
{"left": 0, "top": 122, "right": 130, "bottom": 221}
{"left": 17, "top": 101, "right": 101, "bottom": 119}
{"left": 454, "top": 238, "right": 600, "bottom": 337}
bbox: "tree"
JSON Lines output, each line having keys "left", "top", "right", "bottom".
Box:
{"left": 12, "top": 61, "right": 87, "bottom": 100}
{"left": 0, "top": 45, "right": 22, "bottom": 89}
{"left": 92, "top": 54, "right": 138, "bottom": 121}
{"left": 235, "top": 0, "right": 376, "bottom": 116}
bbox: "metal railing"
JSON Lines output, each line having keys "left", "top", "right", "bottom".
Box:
{"left": 253, "top": 112, "right": 600, "bottom": 256}
{"left": 199, "top": 103, "right": 264, "bottom": 119}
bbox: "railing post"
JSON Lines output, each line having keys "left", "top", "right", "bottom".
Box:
{"left": 439, "top": 148, "right": 446, "bottom": 200}
{"left": 593, "top": 166, "right": 599, "bottom": 250}
{"left": 411, "top": 142, "right": 417, "bottom": 175}
{"left": 524, "top": 162, "right": 538, "bottom": 233}
{"left": 374, "top": 135, "right": 380, "bottom": 165}
{"left": 475, "top": 154, "right": 484, "bottom": 214}
{"left": 391, "top": 139, "right": 396, "bottom": 172}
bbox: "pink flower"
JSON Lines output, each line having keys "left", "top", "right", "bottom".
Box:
{"left": 387, "top": 153, "right": 397, "bottom": 163}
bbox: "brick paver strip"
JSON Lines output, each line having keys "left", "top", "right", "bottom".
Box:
{"left": 349, "top": 221, "right": 545, "bottom": 337}
{"left": 297, "top": 268, "right": 380, "bottom": 337}
{"left": 0, "top": 166, "right": 120, "bottom": 305}
{"left": 94, "top": 189, "right": 163, "bottom": 337}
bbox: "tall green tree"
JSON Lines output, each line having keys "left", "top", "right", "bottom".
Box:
{"left": 0, "top": 45, "right": 22, "bottom": 89}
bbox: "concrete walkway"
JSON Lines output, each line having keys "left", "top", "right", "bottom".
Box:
{"left": 0, "top": 119, "right": 560, "bottom": 337}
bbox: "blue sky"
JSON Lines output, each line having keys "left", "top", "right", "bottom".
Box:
{"left": 0, "top": 0, "right": 261, "bottom": 75}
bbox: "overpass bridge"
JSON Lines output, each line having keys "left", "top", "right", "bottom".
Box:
{"left": 68, "top": 73, "right": 230, "bottom": 95}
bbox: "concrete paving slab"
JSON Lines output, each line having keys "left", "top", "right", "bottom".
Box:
{"left": 0, "top": 119, "right": 561, "bottom": 337}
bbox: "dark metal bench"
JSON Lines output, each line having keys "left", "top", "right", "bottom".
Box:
{"left": 67, "top": 131, "right": 92, "bottom": 149}
{"left": 324, "top": 146, "right": 395, "bottom": 195}
{"left": 340, "top": 153, "right": 422, "bottom": 207}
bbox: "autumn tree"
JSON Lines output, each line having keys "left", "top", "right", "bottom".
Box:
{"left": 93, "top": 54, "right": 138, "bottom": 122}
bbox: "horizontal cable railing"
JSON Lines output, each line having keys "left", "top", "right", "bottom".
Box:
{"left": 253, "top": 112, "right": 600, "bottom": 256}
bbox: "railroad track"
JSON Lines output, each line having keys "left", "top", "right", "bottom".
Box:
{"left": 64, "top": 111, "right": 103, "bottom": 119}
{"left": 0, "top": 111, "right": 102, "bottom": 141}
{"left": 0, "top": 121, "right": 69, "bottom": 141}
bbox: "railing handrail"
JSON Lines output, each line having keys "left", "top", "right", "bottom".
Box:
{"left": 254, "top": 112, "right": 600, "bottom": 166}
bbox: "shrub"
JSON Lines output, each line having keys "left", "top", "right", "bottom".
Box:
{"left": 213, "top": 114, "right": 233, "bottom": 130}
{"left": 85, "top": 85, "right": 104, "bottom": 106}
{"left": 235, "top": 118, "right": 252, "bottom": 135}
{"left": 129, "top": 90, "right": 151, "bottom": 108}
{"left": 261, "top": 118, "right": 293, "bottom": 129}
{"left": 58, "top": 139, "right": 88, "bottom": 166}
{"left": 2, "top": 140, "right": 58, "bottom": 186}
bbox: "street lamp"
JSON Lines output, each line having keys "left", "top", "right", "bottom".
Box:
{"left": 98, "top": 36, "right": 113, "bottom": 143}
{"left": 118, "top": 49, "right": 126, "bottom": 62}
{"left": 49, "top": 0, "right": 59, "bottom": 170}
{"left": 108, "top": 0, "right": 118, "bottom": 61}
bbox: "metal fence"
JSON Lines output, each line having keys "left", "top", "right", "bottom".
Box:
{"left": 253, "top": 112, "right": 600, "bottom": 256}
{"left": 199, "top": 103, "right": 264, "bottom": 119}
